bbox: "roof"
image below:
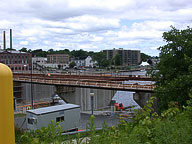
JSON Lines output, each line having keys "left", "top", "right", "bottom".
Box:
{"left": 140, "top": 62, "right": 149, "bottom": 66}
{"left": 0, "top": 50, "right": 26, "bottom": 54}
{"left": 27, "top": 104, "right": 80, "bottom": 115}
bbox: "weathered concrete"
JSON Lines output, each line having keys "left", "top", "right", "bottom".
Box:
{"left": 57, "top": 87, "right": 116, "bottom": 111}
{"left": 133, "top": 92, "right": 158, "bottom": 111}
{"left": 21, "top": 83, "right": 55, "bottom": 103}
{"left": 20, "top": 84, "right": 115, "bottom": 111}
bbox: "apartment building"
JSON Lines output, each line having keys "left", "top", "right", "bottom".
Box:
{"left": 103, "top": 48, "right": 141, "bottom": 66}
{"left": 47, "top": 54, "right": 69, "bottom": 64}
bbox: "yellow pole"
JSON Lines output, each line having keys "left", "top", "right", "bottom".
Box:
{"left": 0, "top": 63, "right": 15, "bottom": 144}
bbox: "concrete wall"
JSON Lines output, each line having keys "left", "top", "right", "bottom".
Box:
{"left": 21, "top": 83, "right": 115, "bottom": 111}
{"left": 133, "top": 92, "right": 158, "bottom": 112}
{"left": 58, "top": 87, "right": 116, "bottom": 111}
{"left": 22, "top": 83, "right": 55, "bottom": 103}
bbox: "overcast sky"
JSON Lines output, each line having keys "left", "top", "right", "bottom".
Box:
{"left": 0, "top": 0, "right": 192, "bottom": 56}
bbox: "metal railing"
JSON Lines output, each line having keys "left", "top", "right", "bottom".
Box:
{"left": 13, "top": 76, "right": 155, "bottom": 92}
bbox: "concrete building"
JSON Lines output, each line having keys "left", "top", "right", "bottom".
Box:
{"left": 47, "top": 54, "right": 69, "bottom": 64}
{"left": 103, "top": 48, "right": 141, "bottom": 66}
{"left": 0, "top": 50, "right": 32, "bottom": 71}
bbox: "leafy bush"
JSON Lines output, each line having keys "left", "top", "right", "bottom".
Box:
{"left": 16, "top": 98, "right": 192, "bottom": 144}
{"left": 16, "top": 120, "right": 63, "bottom": 144}
{"left": 85, "top": 97, "right": 192, "bottom": 144}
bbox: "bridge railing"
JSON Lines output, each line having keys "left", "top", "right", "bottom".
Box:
{"left": 13, "top": 76, "right": 155, "bottom": 92}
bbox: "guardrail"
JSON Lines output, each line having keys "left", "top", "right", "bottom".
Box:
{"left": 13, "top": 77, "right": 155, "bottom": 92}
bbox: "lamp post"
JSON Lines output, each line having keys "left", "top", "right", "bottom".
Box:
{"left": 30, "top": 65, "right": 33, "bottom": 109}
{"left": 24, "top": 64, "right": 33, "bottom": 109}
{"left": 90, "top": 92, "right": 94, "bottom": 115}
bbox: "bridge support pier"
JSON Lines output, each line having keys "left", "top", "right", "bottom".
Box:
{"left": 55, "top": 86, "right": 75, "bottom": 95}
{"left": 133, "top": 92, "right": 158, "bottom": 112}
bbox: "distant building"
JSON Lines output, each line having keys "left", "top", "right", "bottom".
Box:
{"left": 85, "top": 56, "right": 97, "bottom": 67}
{"left": 32, "top": 57, "right": 47, "bottom": 64}
{"left": 32, "top": 57, "right": 47, "bottom": 71}
{"left": 0, "top": 49, "right": 32, "bottom": 71}
{"left": 73, "top": 59, "right": 85, "bottom": 68}
{"left": 47, "top": 54, "right": 69, "bottom": 64}
{"left": 71, "top": 56, "right": 97, "bottom": 68}
{"left": 103, "top": 48, "right": 141, "bottom": 66}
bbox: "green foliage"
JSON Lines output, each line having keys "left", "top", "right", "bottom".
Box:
{"left": 16, "top": 120, "right": 63, "bottom": 144}
{"left": 31, "top": 49, "right": 47, "bottom": 57}
{"left": 70, "top": 49, "right": 88, "bottom": 59}
{"left": 87, "top": 115, "right": 96, "bottom": 143}
{"left": 92, "top": 52, "right": 109, "bottom": 68}
{"left": 153, "top": 26, "right": 192, "bottom": 112}
{"left": 141, "top": 53, "right": 152, "bottom": 62}
{"left": 85, "top": 97, "right": 192, "bottom": 144}
{"left": 19, "top": 47, "right": 28, "bottom": 53}
{"left": 16, "top": 97, "right": 192, "bottom": 143}
{"left": 14, "top": 113, "right": 26, "bottom": 118}
{"left": 113, "top": 54, "right": 121, "bottom": 66}
{"left": 69, "top": 61, "right": 76, "bottom": 68}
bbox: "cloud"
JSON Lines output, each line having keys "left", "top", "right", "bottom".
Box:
{"left": 114, "top": 40, "right": 139, "bottom": 46}
{"left": 20, "top": 41, "right": 29, "bottom": 45}
{"left": 0, "top": 0, "right": 192, "bottom": 56}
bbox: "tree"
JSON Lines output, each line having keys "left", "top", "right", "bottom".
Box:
{"left": 153, "top": 26, "right": 192, "bottom": 112}
{"left": 47, "top": 49, "right": 54, "bottom": 54}
{"left": 19, "top": 47, "right": 28, "bottom": 52}
{"left": 100, "top": 59, "right": 110, "bottom": 68}
{"left": 147, "top": 59, "right": 153, "bottom": 65}
{"left": 113, "top": 54, "right": 121, "bottom": 66}
{"left": 70, "top": 49, "right": 88, "bottom": 59}
{"left": 31, "top": 49, "right": 46, "bottom": 57}
{"left": 92, "top": 52, "right": 107, "bottom": 68}
{"left": 69, "top": 61, "right": 76, "bottom": 68}
{"left": 141, "top": 53, "right": 152, "bottom": 62}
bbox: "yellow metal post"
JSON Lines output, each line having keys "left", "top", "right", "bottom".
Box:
{"left": 0, "top": 63, "right": 15, "bottom": 144}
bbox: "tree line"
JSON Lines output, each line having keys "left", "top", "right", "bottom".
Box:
{"left": 18, "top": 48, "right": 152, "bottom": 68}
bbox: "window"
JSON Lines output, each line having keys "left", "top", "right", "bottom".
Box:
{"left": 28, "top": 118, "right": 36, "bottom": 125}
{"left": 56, "top": 116, "right": 64, "bottom": 122}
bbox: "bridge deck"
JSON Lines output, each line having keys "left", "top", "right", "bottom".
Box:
{"left": 13, "top": 74, "right": 155, "bottom": 92}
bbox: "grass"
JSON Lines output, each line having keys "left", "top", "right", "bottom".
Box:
{"left": 14, "top": 113, "right": 26, "bottom": 118}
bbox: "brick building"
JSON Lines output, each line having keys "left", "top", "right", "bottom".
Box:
{"left": 0, "top": 50, "right": 32, "bottom": 71}
{"left": 47, "top": 54, "right": 69, "bottom": 64}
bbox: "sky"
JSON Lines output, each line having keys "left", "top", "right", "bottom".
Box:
{"left": 0, "top": 0, "right": 192, "bottom": 56}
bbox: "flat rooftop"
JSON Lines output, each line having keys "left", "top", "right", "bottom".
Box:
{"left": 27, "top": 104, "right": 80, "bottom": 115}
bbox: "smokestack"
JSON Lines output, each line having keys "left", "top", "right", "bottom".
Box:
{"left": 3, "top": 31, "right": 6, "bottom": 50}
{"left": 10, "top": 29, "right": 12, "bottom": 50}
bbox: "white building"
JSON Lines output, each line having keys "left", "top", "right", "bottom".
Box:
{"left": 26, "top": 104, "right": 80, "bottom": 131}
{"left": 73, "top": 59, "right": 85, "bottom": 68}
{"left": 85, "top": 56, "right": 97, "bottom": 67}
{"left": 32, "top": 57, "right": 69, "bottom": 70}
{"left": 32, "top": 57, "right": 47, "bottom": 64}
